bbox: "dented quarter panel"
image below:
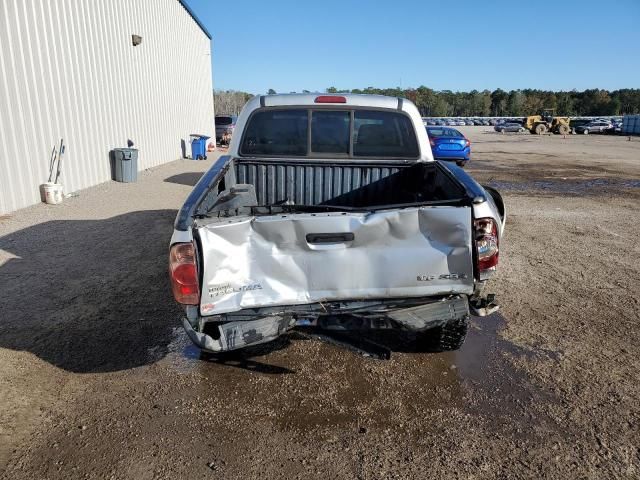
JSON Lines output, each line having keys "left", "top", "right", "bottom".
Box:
{"left": 170, "top": 228, "right": 193, "bottom": 245}
{"left": 197, "top": 206, "right": 474, "bottom": 315}
{"left": 439, "top": 161, "right": 505, "bottom": 235}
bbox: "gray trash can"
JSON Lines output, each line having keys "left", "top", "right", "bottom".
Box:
{"left": 113, "top": 148, "right": 138, "bottom": 183}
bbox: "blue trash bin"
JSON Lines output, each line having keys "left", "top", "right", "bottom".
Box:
{"left": 190, "top": 134, "right": 210, "bottom": 160}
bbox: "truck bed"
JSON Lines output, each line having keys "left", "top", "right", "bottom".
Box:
{"left": 184, "top": 157, "right": 477, "bottom": 317}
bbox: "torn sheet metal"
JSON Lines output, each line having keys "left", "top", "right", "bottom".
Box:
{"left": 387, "top": 295, "right": 469, "bottom": 331}
{"left": 183, "top": 316, "right": 293, "bottom": 352}
{"left": 197, "top": 206, "right": 474, "bottom": 315}
{"left": 184, "top": 296, "right": 469, "bottom": 354}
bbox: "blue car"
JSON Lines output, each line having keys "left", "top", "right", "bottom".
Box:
{"left": 426, "top": 127, "right": 471, "bottom": 166}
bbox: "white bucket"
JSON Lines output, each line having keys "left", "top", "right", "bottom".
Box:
{"left": 41, "top": 182, "right": 64, "bottom": 205}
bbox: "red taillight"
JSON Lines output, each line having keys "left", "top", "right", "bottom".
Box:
{"left": 465, "top": 138, "right": 471, "bottom": 147}
{"left": 314, "top": 95, "right": 347, "bottom": 104}
{"left": 429, "top": 138, "right": 436, "bottom": 147}
{"left": 169, "top": 243, "right": 200, "bottom": 305}
{"left": 474, "top": 218, "right": 499, "bottom": 277}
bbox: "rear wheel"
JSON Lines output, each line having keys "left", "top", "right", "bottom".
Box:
{"left": 557, "top": 124, "right": 570, "bottom": 135}
{"left": 518, "top": 127, "right": 525, "bottom": 133}
{"left": 583, "top": 129, "right": 589, "bottom": 134}
{"left": 534, "top": 123, "right": 548, "bottom": 135}
{"left": 415, "top": 317, "right": 469, "bottom": 352}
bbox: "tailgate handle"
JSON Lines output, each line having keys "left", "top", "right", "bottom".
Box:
{"left": 306, "top": 232, "right": 354, "bottom": 244}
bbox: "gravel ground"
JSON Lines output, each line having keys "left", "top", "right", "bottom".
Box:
{"left": 1, "top": 129, "right": 639, "bottom": 479}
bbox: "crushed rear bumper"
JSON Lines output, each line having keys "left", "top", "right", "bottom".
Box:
{"left": 182, "top": 315, "right": 293, "bottom": 353}
{"left": 181, "top": 294, "right": 493, "bottom": 353}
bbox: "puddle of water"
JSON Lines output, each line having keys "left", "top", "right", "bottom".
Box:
{"left": 455, "top": 314, "right": 562, "bottom": 437}
{"left": 162, "top": 313, "right": 560, "bottom": 435}
{"left": 488, "top": 178, "right": 640, "bottom": 194}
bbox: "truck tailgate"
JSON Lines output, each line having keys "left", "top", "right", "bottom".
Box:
{"left": 197, "top": 206, "right": 474, "bottom": 315}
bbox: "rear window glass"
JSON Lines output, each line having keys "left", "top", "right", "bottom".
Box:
{"left": 215, "top": 116, "right": 234, "bottom": 126}
{"left": 241, "top": 110, "right": 308, "bottom": 156}
{"left": 240, "top": 108, "right": 419, "bottom": 158}
{"left": 311, "top": 111, "right": 350, "bottom": 154}
{"left": 353, "top": 111, "right": 419, "bottom": 158}
{"left": 427, "top": 128, "right": 461, "bottom": 138}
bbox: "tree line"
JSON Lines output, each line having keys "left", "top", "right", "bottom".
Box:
{"left": 215, "top": 87, "right": 640, "bottom": 117}
{"left": 213, "top": 89, "right": 253, "bottom": 116}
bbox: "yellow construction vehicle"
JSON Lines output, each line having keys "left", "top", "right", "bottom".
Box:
{"left": 524, "top": 109, "right": 571, "bottom": 135}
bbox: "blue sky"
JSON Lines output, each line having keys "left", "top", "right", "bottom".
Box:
{"left": 185, "top": 0, "right": 639, "bottom": 94}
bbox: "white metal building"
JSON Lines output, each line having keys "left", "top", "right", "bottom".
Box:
{"left": 0, "top": 0, "right": 214, "bottom": 214}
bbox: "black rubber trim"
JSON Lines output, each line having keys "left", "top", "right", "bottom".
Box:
{"left": 174, "top": 155, "right": 232, "bottom": 231}
{"left": 437, "top": 161, "right": 486, "bottom": 203}
{"left": 397, "top": 98, "right": 403, "bottom": 110}
{"left": 259, "top": 95, "right": 265, "bottom": 107}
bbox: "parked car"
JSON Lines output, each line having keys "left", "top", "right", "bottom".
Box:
{"left": 569, "top": 119, "right": 591, "bottom": 134}
{"left": 215, "top": 115, "right": 238, "bottom": 144}
{"left": 426, "top": 126, "right": 471, "bottom": 166}
{"left": 495, "top": 122, "right": 526, "bottom": 133}
{"left": 170, "top": 93, "right": 505, "bottom": 356}
{"left": 575, "top": 120, "right": 611, "bottom": 134}
{"left": 604, "top": 124, "right": 622, "bottom": 135}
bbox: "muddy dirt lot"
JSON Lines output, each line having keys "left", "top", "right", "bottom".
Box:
{"left": 1, "top": 128, "right": 639, "bottom": 479}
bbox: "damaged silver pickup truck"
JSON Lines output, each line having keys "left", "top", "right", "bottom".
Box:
{"left": 170, "top": 94, "right": 505, "bottom": 356}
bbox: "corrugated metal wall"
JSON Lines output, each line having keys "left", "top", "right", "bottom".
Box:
{"left": 0, "top": 0, "right": 214, "bottom": 214}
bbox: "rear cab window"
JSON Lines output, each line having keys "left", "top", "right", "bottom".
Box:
{"left": 240, "top": 108, "right": 419, "bottom": 158}
{"left": 311, "top": 111, "right": 350, "bottom": 154}
{"left": 427, "top": 128, "right": 462, "bottom": 138}
{"left": 241, "top": 110, "right": 308, "bottom": 156}
{"left": 353, "top": 110, "right": 418, "bottom": 158}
